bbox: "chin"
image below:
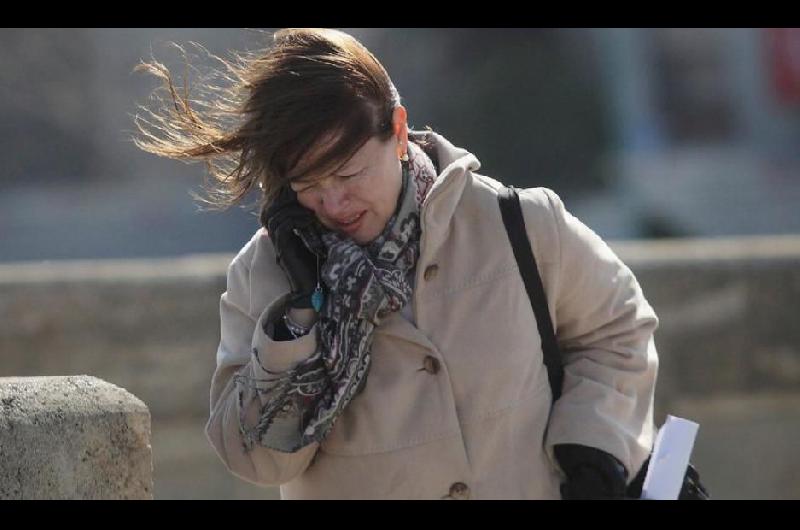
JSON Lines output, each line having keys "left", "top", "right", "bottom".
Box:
{"left": 352, "top": 232, "right": 376, "bottom": 246}
{"left": 351, "top": 218, "right": 385, "bottom": 245}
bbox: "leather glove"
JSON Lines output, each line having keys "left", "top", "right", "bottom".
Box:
{"left": 554, "top": 444, "right": 629, "bottom": 500}
{"left": 262, "top": 186, "right": 321, "bottom": 310}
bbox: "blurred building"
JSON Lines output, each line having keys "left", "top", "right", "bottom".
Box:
{"left": 0, "top": 29, "right": 263, "bottom": 263}
{"left": 1, "top": 29, "right": 798, "bottom": 264}
{"left": 577, "top": 28, "right": 800, "bottom": 239}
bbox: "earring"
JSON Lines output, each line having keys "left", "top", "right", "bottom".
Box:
{"left": 400, "top": 151, "right": 409, "bottom": 162}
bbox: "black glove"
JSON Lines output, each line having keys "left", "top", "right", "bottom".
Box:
{"left": 262, "top": 186, "right": 321, "bottom": 310}
{"left": 554, "top": 444, "right": 629, "bottom": 500}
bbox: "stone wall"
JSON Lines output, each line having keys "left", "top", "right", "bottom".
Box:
{"left": 613, "top": 235, "right": 800, "bottom": 499}
{"left": 1, "top": 235, "right": 798, "bottom": 499}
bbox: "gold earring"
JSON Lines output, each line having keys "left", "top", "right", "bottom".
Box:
{"left": 400, "top": 151, "right": 409, "bottom": 162}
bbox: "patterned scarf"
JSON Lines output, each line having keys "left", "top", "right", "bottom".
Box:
{"left": 238, "top": 140, "right": 437, "bottom": 453}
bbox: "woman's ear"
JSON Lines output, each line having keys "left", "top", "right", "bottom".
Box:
{"left": 392, "top": 106, "right": 409, "bottom": 159}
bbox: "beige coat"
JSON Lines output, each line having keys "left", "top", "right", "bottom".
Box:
{"left": 205, "top": 133, "right": 659, "bottom": 499}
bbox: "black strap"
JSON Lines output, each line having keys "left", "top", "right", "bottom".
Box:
{"left": 498, "top": 186, "right": 564, "bottom": 401}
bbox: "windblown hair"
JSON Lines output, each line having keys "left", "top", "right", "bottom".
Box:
{"left": 132, "top": 28, "right": 402, "bottom": 215}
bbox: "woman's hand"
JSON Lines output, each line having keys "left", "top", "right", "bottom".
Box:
{"left": 554, "top": 444, "right": 629, "bottom": 500}
{"left": 263, "top": 187, "right": 320, "bottom": 310}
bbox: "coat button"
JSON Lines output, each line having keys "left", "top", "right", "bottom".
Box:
{"left": 449, "top": 482, "right": 470, "bottom": 500}
{"left": 422, "top": 356, "right": 440, "bottom": 374}
{"left": 423, "top": 264, "right": 439, "bottom": 281}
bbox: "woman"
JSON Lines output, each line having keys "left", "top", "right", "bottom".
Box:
{"left": 134, "top": 28, "right": 659, "bottom": 500}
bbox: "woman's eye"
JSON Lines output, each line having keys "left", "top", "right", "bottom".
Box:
{"left": 292, "top": 181, "right": 317, "bottom": 194}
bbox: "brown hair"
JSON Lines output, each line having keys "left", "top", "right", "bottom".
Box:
{"left": 132, "top": 28, "right": 401, "bottom": 217}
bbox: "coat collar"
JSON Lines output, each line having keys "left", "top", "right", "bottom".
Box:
{"left": 415, "top": 131, "right": 482, "bottom": 258}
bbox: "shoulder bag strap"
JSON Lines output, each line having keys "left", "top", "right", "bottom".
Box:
{"left": 497, "top": 186, "right": 564, "bottom": 402}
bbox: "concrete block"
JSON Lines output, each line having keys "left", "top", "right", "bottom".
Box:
{"left": 0, "top": 375, "right": 152, "bottom": 499}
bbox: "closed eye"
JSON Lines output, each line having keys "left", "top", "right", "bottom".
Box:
{"left": 291, "top": 179, "right": 319, "bottom": 194}
{"left": 337, "top": 169, "right": 364, "bottom": 179}
{"left": 292, "top": 167, "right": 363, "bottom": 193}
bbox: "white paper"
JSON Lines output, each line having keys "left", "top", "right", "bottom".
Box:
{"left": 641, "top": 415, "right": 699, "bottom": 500}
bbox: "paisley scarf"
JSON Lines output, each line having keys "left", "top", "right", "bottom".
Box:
{"left": 237, "top": 139, "right": 437, "bottom": 452}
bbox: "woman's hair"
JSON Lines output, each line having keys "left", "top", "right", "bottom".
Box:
{"left": 132, "top": 28, "right": 401, "bottom": 214}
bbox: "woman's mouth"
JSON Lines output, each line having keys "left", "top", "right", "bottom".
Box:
{"left": 334, "top": 211, "right": 366, "bottom": 234}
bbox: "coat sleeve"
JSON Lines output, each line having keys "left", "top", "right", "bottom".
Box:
{"left": 204, "top": 238, "right": 320, "bottom": 487}
{"left": 521, "top": 187, "right": 659, "bottom": 479}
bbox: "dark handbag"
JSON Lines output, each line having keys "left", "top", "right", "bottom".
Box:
{"left": 498, "top": 186, "right": 709, "bottom": 500}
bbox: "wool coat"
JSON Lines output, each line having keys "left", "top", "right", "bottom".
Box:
{"left": 205, "top": 132, "right": 659, "bottom": 499}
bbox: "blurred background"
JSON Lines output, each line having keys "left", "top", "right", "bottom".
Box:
{"left": 1, "top": 28, "right": 799, "bottom": 499}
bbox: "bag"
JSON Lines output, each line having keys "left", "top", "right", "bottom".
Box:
{"left": 498, "top": 186, "right": 709, "bottom": 500}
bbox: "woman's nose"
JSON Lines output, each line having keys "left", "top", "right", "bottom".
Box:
{"left": 319, "top": 182, "right": 350, "bottom": 218}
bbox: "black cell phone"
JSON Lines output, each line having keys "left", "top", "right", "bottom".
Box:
{"left": 262, "top": 184, "right": 308, "bottom": 227}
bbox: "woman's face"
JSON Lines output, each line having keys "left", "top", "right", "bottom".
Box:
{"left": 290, "top": 134, "right": 404, "bottom": 245}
